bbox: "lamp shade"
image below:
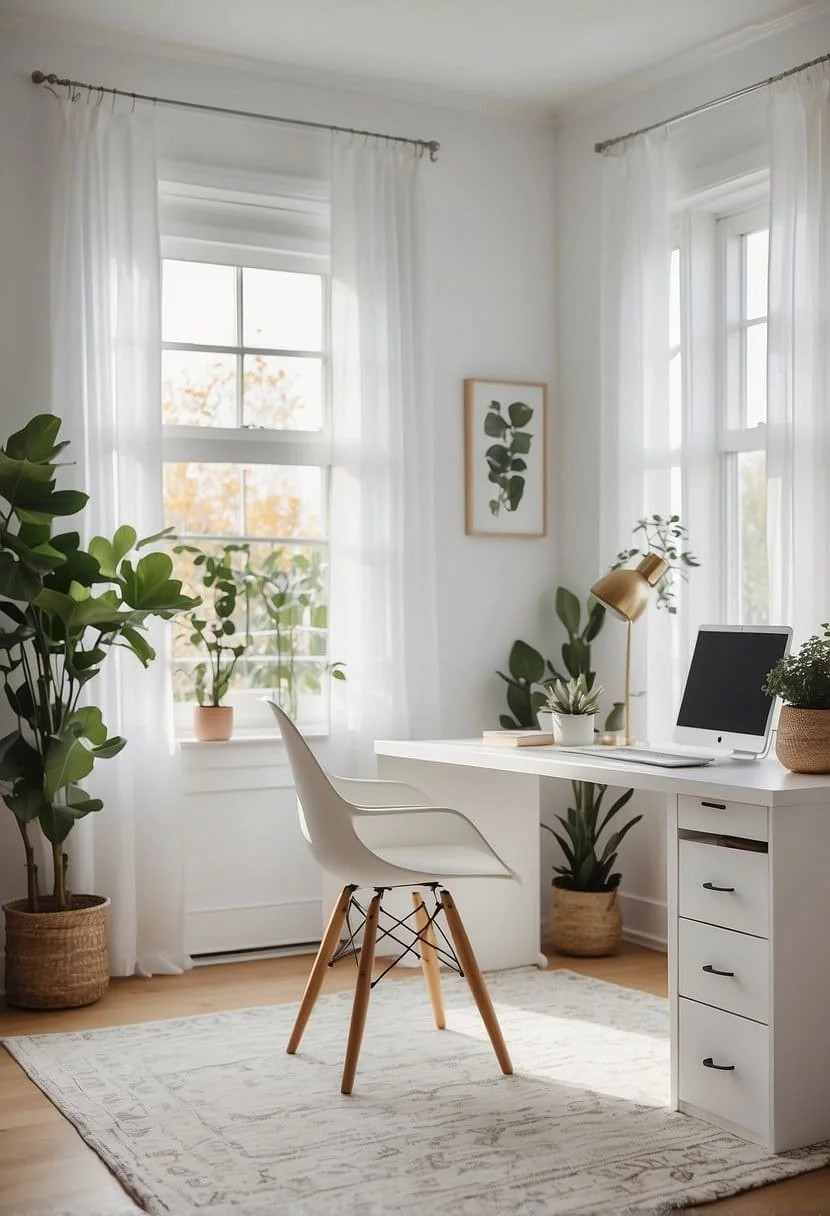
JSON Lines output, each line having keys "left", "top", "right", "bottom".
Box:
{"left": 590, "top": 554, "right": 668, "bottom": 623}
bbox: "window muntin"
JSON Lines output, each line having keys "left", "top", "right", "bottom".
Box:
{"left": 161, "top": 250, "right": 332, "bottom": 730}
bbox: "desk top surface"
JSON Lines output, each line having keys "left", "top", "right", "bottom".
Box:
{"left": 374, "top": 737, "right": 830, "bottom": 806}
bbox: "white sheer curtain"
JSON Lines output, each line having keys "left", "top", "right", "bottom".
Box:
{"left": 599, "top": 132, "right": 675, "bottom": 742}
{"left": 328, "top": 134, "right": 439, "bottom": 773}
{"left": 50, "top": 101, "right": 189, "bottom": 976}
{"left": 767, "top": 66, "right": 830, "bottom": 645}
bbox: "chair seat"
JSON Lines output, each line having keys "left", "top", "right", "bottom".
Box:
{"left": 370, "top": 843, "right": 512, "bottom": 879}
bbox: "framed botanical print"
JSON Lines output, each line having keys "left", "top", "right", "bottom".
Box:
{"left": 464, "top": 378, "right": 547, "bottom": 537}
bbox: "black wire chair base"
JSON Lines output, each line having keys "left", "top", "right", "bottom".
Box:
{"left": 328, "top": 883, "right": 463, "bottom": 985}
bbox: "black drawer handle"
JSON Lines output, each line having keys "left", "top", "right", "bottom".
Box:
{"left": 702, "top": 963, "right": 735, "bottom": 977}
{"left": 701, "top": 801, "right": 727, "bottom": 810}
{"left": 702, "top": 1057, "right": 735, "bottom": 1071}
{"left": 702, "top": 881, "right": 735, "bottom": 892}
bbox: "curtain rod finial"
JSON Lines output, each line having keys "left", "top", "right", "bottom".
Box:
{"left": 428, "top": 141, "right": 440, "bottom": 162}
{"left": 31, "top": 70, "right": 46, "bottom": 83}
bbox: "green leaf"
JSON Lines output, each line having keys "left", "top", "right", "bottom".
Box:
{"left": 511, "top": 431, "right": 532, "bottom": 455}
{"left": 508, "top": 401, "right": 533, "bottom": 428}
{"left": 0, "top": 552, "right": 42, "bottom": 603}
{"left": 4, "top": 414, "right": 63, "bottom": 463}
{"left": 64, "top": 706, "right": 108, "bottom": 746}
{"left": 43, "top": 733, "right": 96, "bottom": 798}
{"left": 585, "top": 600, "right": 606, "bottom": 642}
{"left": 484, "top": 444, "right": 510, "bottom": 470}
{"left": 484, "top": 410, "right": 508, "bottom": 437}
{"left": 1, "top": 527, "right": 67, "bottom": 573}
{"left": 0, "top": 732, "right": 42, "bottom": 784}
{"left": 120, "top": 626, "right": 156, "bottom": 666}
{"left": 506, "top": 475, "right": 525, "bottom": 511}
{"left": 15, "top": 489, "right": 88, "bottom": 522}
{"left": 508, "top": 639, "right": 545, "bottom": 684}
{"left": 5, "top": 785, "right": 51, "bottom": 824}
{"left": 91, "top": 736, "right": 127, "bottom": 759}
{"left": 555, "top": 587, "right": 581, "bottom": 637}
{"left": 0, "top": 451, "right": 54, "bottom": 508}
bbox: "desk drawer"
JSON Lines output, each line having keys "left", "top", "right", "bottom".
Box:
{"left": 678, "top": 794, "right": 767, "bottom": 841}
{"left": 678, "top": 998, "right": 769, "bottom": 1139}
{"left": 679, "top": 839, "right": 768, "bottom": 937}
{"left": 678, "top": 919, "right": 769, "bottom": 1023}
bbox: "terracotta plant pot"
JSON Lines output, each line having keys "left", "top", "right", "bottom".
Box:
{"left": 549, "top": 881, "right": 622, "bottom": 957}
{"left": 3, "top": 895, "right": 110, "bottom": 1009}
{"left": 194, "top": 704, "right": 234, "bottom": 741}
{"left": 776, "top": 705, "right": 830, "bottom": 773}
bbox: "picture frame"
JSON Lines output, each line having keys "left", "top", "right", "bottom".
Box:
{"left": 464, "top": 378, "right": 547, "bottom": 537}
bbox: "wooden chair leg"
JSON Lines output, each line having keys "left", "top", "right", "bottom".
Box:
{"left": 287, "top": 884, "right": 356, "bottom": 1055}
{"left": 440, "top": 886, "right": 513, "bottom": 1075}
{"left": 412, "top": 890, "right": 445, "bottom": 1029}
{"left": 341, "top": 890, "right": 381, "bottom": 1095}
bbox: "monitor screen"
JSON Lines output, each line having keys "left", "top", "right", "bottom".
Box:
{"left": 674, "top": 625, "right": 792, "bottom": 753}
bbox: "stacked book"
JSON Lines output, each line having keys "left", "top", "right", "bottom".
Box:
{"left": 481, "top": 729, "right": 555, "bottom": 748}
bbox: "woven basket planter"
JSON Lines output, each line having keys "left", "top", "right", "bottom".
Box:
{"left": 3, "top": 895, "right": 110, "bottom": 1009}
{"left": 549, "top": 882, "right": 622, "bottom": 957}
{"left": 776, "top": 706, "right": 830, "bottom": 774}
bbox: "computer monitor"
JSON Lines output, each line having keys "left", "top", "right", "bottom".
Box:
{"left": 673, "top": 624, "right": 792, "bottom": 757}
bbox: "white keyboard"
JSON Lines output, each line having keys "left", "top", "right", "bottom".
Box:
{"left": 560, "top": 745, "right": 715, "bottom": 769}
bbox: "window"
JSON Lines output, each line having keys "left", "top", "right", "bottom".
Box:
{"left": 672, "top": 186, "right": 770, "bottom": 629}
{"left": 160, "top": 191, "right": 332, "bottom": 732}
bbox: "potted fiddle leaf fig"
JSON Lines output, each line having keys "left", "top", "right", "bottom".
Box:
{"left": 0, "top": 413, "right": 198, "bottom": 1008}
{"left": 173, "top": 542, "right": 251, "bottom": 741}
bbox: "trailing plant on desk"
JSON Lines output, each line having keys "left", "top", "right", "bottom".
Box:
{"left": 543, "top": 782, "right": 641, "bottom": 892}
{"left": 611, "top": 514, "right": 700, "bottom": 613}
{"left": 0, "top": 414, "right": 198, "bottom": 912}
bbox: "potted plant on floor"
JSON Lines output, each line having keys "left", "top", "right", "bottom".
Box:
{"left": 539, "top": 675, "right": 604, "bottom": 745}
{"left": 173, "top": 542, "right": 251, "bottom": 741}
{"left": 543, "top": 781, "right": 641, "bottom": 956}
{"left": 763, "top": 625, "right": 830, "bottom": 773}
{"left": 0, "top": 414, "right": 198, "bottom": 1008}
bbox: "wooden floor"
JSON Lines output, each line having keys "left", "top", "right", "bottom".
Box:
{"left": 1, "top": 942, "right": 828, "bottom": 1215}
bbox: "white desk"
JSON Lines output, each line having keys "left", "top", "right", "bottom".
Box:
{"left": 375, "top": 738, "right": 830, "bottom": 1152}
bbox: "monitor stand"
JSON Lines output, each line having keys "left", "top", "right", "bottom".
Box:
{"left": 730, "top": 748, "right": 761, "bottom": 762}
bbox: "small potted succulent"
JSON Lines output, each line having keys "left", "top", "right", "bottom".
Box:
{"left": 539, "top": 675, "right": 603, "bottom": 746}
{"left": 173, "top": 542, "right": 251, "bottom": 741}
{"left": 543, "top": 781, "right": 641, "bottom": 956}
{"left": 763, "top": 625, "right": 830, "bottom": 773}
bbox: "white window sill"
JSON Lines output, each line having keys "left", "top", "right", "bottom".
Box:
{"left": 178, "top": 726, "right": 327, "bottom": 748}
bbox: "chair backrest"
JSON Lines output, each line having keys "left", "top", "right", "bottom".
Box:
{"left": 267, "top": 700, "right": 371, "bottom": 876}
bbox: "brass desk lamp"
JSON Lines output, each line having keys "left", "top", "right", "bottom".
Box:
{"left": 590, "top": 554, "right": 668, "bottom": 745}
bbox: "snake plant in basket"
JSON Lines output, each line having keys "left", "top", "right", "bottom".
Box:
{"left": 0, "top": 414, "right": 198, "bottom": 1007}
{"left": 542, "top": 781, "right": 641, "bottom": 957}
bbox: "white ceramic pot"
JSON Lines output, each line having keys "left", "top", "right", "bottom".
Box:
{"left": 552, "top": 712, "right": 596, "bottom": 746}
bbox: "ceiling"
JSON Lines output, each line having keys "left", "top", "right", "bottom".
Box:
{"left": 2, "top": 0, "right": 822, "bottom": 115}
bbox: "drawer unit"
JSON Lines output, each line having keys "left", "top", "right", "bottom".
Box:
{"left": 678, "top": 918, "right": 769, "bottom": 1024}
{"left": 678, "top": 794, "right": 767, "bottom": 841}
{"left": 678, "top": 838, "right": 768, "bottom": 937}
{"left": 678, "top": 998, "right": 769, "bottom": 1140}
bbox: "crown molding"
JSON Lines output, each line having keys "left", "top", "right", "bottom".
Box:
{"left": 0, "top": 7, "right": 556, "bottom": 128}
{"left": 555, "top": 0, "right": 829, "bottom": 125}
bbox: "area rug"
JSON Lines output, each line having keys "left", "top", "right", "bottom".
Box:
{"left": 4, "top": 969, "right": 830, "bottom": 1216}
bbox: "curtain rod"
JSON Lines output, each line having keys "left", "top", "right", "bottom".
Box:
{"left": 594, "top": 50, "right": 830, "bottom": 154}
{"left": 31, "top": 69, "right": 440, "bottom": 161}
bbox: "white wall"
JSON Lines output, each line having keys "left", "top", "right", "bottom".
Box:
{"left": 552, "top": 6, "right": 830, "bottom": 946}
{"left": 0, "top": 23, "right": 557, "bottom": 948}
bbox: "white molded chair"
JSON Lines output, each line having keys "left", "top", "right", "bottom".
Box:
{"left": 268, "top": 700, "right": 517, "bottom": 1094}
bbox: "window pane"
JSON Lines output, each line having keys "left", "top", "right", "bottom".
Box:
{"left": 243, "top": 269, "right": 322, "bottom": 351}
{"left": 745, "top": 323, "right": 767, "bottom": 428}
{"left": 162, "top": 350, "right": 237, "bottom": 427}
{"left": 738, "top": 450, "right": 768, "bottom": 624}
{"left": 744, "top": 229, "right": 768, "bottom": 322}
{"left": 669, "top": 247, "right": 681, "bottom": 349}
{"left": 162, "top": 260, "right": 236, "bottom": 345}
{"left": 164, "top": 463, "right": 326, "bottom": 540}
{"left": 163, "top": 462, "right": 243, "bottom": 536}
{"left": 243, "top": 466, "right": 325, "bottom": 539}
{"left": 243, "top": 355, "right": 323, "bottom": 431}
{"left": 170, "top": 540, "right": 331, "bottom": 720}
